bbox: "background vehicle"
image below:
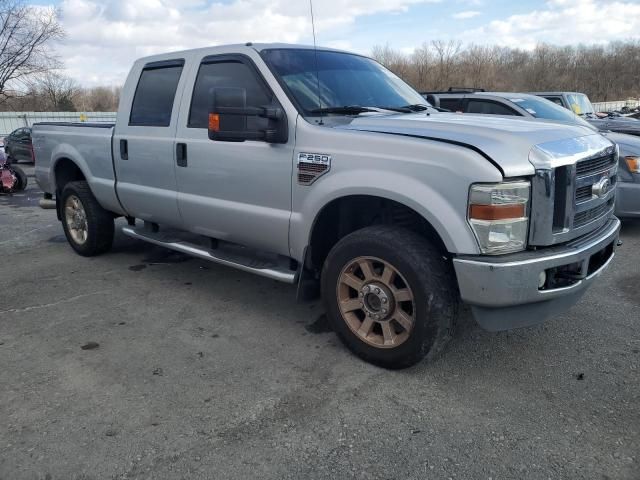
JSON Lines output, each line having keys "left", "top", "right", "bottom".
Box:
{"left": 32, "top": 44, "right": 620, "bottom": 368}
{"left": 532, "top": 92, "right": 640, "bottom": 137}
{"left": 0, "top": 157, "right": 28, "bottom": 193}
{"left": 5, "top": 127, "right": 34, "bottom": 163}
{"left": 423, "top": 91, "right": 640, "bottom": 219}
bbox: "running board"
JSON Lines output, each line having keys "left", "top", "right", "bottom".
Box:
{"left": 121, "top": 226, "right": 297, "bottom": 284}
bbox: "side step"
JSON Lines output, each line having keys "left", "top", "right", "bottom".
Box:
{"left": 121, "top": 226, "right": 297, "bottom": 284}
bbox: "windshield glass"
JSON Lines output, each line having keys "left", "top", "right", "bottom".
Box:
{"left": 508, "top": 96, "right": 591, "bottom": 126}
{"left": 261, "top": 48, "right": 427, "bottom": 115}
{"left": 567, "top": 93, "right": 594, "bottom": 115}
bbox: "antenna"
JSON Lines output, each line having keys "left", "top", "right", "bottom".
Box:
{"left": 309, "top": 0, "right": 323, "bottom": 125}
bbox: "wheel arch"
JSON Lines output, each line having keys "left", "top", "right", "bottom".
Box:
{"left": 303, "top": 194, "right": 452, "bottom": 273}
{"left": 51, "top": 157, "right": 89, "bottom": 220}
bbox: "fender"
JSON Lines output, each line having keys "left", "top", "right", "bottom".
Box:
{"left": 289, "top": 168, "right": 489, "bottom": 261}
{"left": 50, "top": 143, "right": 127, "bottom": 216}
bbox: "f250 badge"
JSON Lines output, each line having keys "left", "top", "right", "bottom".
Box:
{"left": 298, "top": 152, "right": 331, "bottom": 165}
{"left": 297, "top": 152, "right": 332, "bottom": 185}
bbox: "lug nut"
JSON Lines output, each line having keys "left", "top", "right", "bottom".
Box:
{"left": 375, "top": 288, "right": 381, "bottom": 294}
{"left": 363, "top": 286, "right": 370, "bottom": 293}
{"left": 381, "top": 298, "right": 388, "bottom": 304}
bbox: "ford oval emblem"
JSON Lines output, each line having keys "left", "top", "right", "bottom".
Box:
{"left": 592, "top": 177, "right": 611, "bottom": 199}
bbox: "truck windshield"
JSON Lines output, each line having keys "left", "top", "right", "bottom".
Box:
{"left": 261, "top": 48, "right": 427, "bottom": 116}
{"left": 567, "top": 93, "right": 595, "bottom": 115}
{"left": 508, "top": 96, "right": 592, "bottom": 127}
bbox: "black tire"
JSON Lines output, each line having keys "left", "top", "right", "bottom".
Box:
{"left": 60, "top": 181, "right": 114, "bottom": 256}
{"left": 321, "top": 225, "right": 458, "bottom": 369}
{"left": 12, "top": 165, "right": 27, "bottom": 191}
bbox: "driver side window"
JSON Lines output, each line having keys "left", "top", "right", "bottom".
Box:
{"left": 188, "top": 60, "right": 272, "bottom": 130}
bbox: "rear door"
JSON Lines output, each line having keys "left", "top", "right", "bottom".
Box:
{"left": 113, "top": 59, "right": 187, "bottom": 226}
{"left": 173, "top": 53, "right": 293, "bottom": 256}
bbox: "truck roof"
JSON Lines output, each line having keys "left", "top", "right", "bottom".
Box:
{"left": 133, "top": 43, "right": 350, "bottom": 65}
{"left": 529, "top": 92, "right": 585, "bottom": 96}
{"left": 432, "top": 92, "right": 541, "bottom": 100}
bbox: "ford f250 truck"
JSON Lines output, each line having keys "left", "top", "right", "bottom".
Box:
{"left": 33, "top": 44, "right": 620, "bottom": 368}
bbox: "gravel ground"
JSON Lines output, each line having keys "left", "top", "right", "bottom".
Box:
{"left": 1, "top": 165, "right": 638, "bottom": 480}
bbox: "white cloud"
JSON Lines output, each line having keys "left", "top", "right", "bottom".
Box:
{"left": 461, "top": 0, "right": 640, "bottom": 49}
{"left": 452, "top": 10, "right": 481, "bottom": 19}
{"left": 49, "top": 0, "right": 640, "bottom": 86}
{"left": 54, "top": 0, "right": 442, "bottom": 86}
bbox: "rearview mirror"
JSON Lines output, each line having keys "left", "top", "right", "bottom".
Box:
{"left": 208, "top": 87, "right": 288, "bottom": 144}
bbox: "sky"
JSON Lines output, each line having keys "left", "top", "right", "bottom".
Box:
{"left": 31, "top": 0, "right": 640, "bottom": 86}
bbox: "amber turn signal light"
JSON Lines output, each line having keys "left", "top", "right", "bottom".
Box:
{"left": 208, "top": 113, "right": 220, "bottom": 132}
{"left": 625, "top": 156, "right": 640, "bottom": 173}
{"left": 469, "top": 203, "right": 526, "bottom": 221}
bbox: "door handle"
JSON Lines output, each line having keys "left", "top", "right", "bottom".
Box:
{"left": 120, "top": 139, "right": 128, "bottom": 160}
{"left": 176, "top": 143, "right": 187, "bottom": 167}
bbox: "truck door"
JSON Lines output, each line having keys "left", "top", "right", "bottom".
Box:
{"left": 113, "top": 59, "right": 187, "bottom": 226}
{"left": 173, "top": 54, "right": 293, "bottom": 256}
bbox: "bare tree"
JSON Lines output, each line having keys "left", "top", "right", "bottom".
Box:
{"left": 431, "top": 40, "right": 462, "bottom": 89}
{"left": 372, "top": 40, "right": 640, "bottom": 102}
{"left": 371, "top": 43, "right": 412, "bottom": 80}
{"left": 36, "top": 72, "right": 79, "bottom": 111}
{"left": 0, "top": 0, "right": 63, "bottom": 102}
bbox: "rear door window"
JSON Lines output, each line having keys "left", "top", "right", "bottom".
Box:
{"left": 466, "top": 100, "right": 518, "bottom": 115}
{"left": 129, "top": 61, "right": 184, "bottom": 127}
{"left": 438, "top": 98, "right": 463, "bottom": 112}
{"left": 544, "top": 96, "right": 565, "bottom": 108}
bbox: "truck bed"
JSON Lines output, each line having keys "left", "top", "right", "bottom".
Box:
{"left": 32, "top": 122, "right": 124, "bottom": 216}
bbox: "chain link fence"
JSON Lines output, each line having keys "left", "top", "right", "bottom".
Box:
{"left": 0, "top": 111, "right": 116, "bottom": 136}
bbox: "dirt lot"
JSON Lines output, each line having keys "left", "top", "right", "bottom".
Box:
{"left": 1, "top": 165, "right": 638, "bottom": 480}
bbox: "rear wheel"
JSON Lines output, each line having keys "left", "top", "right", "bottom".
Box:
{"left": 12, "top": 165, "right": 27, "bottom": 191}
{"left": 60, "top": 181, "right": 114, "bottom": 256}
{"left": 321, "top": 225, "right": 458, "bottom": 369}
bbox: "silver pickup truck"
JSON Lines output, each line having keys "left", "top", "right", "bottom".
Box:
{"left": 33, "top": 44, "right": 620, "bottom": 368}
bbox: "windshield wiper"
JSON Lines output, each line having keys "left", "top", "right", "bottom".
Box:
{"left": 374, "top": 104, "right": 432, "bottom": 113}
{"left": 400, "top": 104, "right": 431, "bottom": 111}
{"left": 309, "top": 105, "right": 377, "bottom": 115}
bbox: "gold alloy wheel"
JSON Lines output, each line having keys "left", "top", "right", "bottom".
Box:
{"left": 64, "top": 194, "right": 88, "bottom": 245}
{"left": 337, "top": 256, "right": 416, "bottom": 349}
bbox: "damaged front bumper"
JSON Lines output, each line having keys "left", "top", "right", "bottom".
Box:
{"left": 453, "top": 217, "right": 620, "bottom": 331}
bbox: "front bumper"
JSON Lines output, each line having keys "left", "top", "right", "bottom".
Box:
{"left": 453, "top": 218, "right": 620, "bottom": 331}
{"left": 615, "top": 181, "right": 640, "bottom": 218}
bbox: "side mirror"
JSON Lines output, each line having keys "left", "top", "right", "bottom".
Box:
{"left": 208, "top": 87, "right": 288, "bottom": 144}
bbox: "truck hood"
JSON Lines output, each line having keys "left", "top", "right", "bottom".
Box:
{"left": 603, "top": 131, "right": 640, "bottom": 157}
{"left": 339, "top": 112, "right": 605, "bottom": 177}
{"left": 587, "top": 116, "right": 640, "bottom": 136}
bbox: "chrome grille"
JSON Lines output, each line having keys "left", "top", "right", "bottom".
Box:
{"left": 575, "top": 185, "right": 592, "bottom": 202}
{"left": 576, "top": 154, "right": 616, "bottom": 176}
{"left": 528, "top": 138, "right": 618, "bottom": 247}
{"left": 574, "top": 198, "right": 615, "bottom": 228}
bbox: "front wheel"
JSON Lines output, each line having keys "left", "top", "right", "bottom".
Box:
{"left": 60, "top": 181, "right": 114, "bottom": 256}
{"left": 321, "top": 225, "right": 459, "bottom": 369}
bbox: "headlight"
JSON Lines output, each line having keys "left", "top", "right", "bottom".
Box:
{"left": 625, "top": 156, "right": 640, "bottom": 173}
{"left": 468, "top": 181, "right": 530, "bottom": 255}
